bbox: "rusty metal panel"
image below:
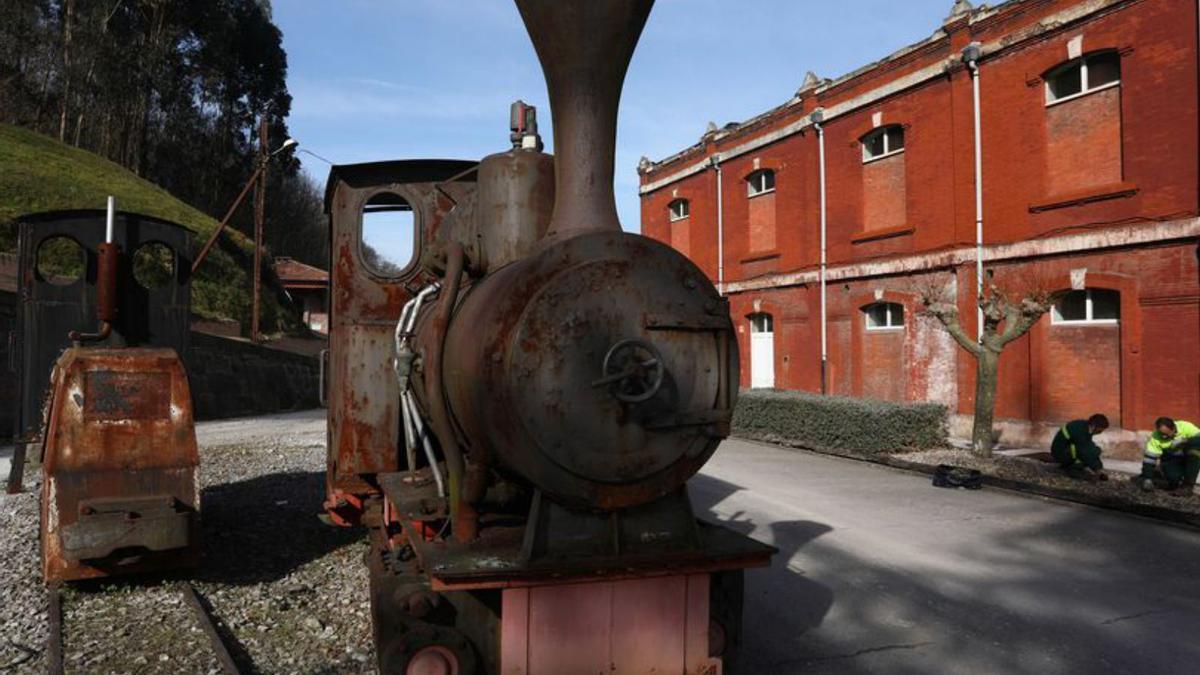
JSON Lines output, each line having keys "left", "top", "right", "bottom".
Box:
{"left": 61, "top": 495, "right": 191, "bottom": 559}
{"left": 83, "top": 371, "right": 171, "bottom": 421}
{"left": 323, "top": 161, "right": 476, "bottom": 497}
{"left": 40, "top": 347, "right": 199, "bottom": 582}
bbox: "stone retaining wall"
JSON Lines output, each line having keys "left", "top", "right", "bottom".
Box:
{"left": 184, "top": 331, "right": 321, "bottom": 420}
{"left": 0, "top": 319, "right": 321, "bottom": 442}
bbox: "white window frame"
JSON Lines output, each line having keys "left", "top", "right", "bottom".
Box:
{"left": 862, "top": 126, "right": 905, "bottom": 164}
{"left": 1044, "top": 52, "right": 1121, "bottom": 107}
{"left": 863, "top": 302, "right": 904, "bottom": 331}
{"left": 746, "top": 169, "right": 775, "bottom": 198}
{"left": 668, "top": 198, "right": 690, "bottom": 222}
{"left": 1051, "top": 289, "right": 1120, "bottom": 325}
{"left": 749, "top": 313, "right": 774, "bottom": 333}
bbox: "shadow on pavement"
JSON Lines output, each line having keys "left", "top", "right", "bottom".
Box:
{"left": 690, "top": 472, "right": 836, "bottom": 669}
{"left": 693, "top": 463, "right": 1200, "bottom": 674}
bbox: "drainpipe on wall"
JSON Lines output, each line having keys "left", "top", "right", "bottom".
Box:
{"left": 710, "top": 154, "right": 724, "bottom": 294}
{"left": 811, "top": 108, "right": 828, "bottom": 394}
{"left": 964, "top": 42, "right": 985, "bottom": 340}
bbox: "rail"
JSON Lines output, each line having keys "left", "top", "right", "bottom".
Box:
{"left": 47, "top": 582, "right": 247, "bottom": 674}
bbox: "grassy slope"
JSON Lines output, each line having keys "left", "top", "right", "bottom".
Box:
{"left": 0, "top": 123, "right": 282, "bottom": 326}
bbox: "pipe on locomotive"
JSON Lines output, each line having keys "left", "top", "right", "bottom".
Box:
{"left": 70, "top": 196, "right": 118, "bottom": 343}
{"left": 514, "top": 0, "right": 654, "bottom": 238}
{"left": 425, "top": 242, "right": 474, "bottom": 539}
{"left": 395, "top": 283, "right": 445, "bottom": 497}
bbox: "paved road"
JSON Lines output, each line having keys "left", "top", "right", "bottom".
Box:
{"left": 696, "top": 439, "right": 1200, "bottom": 674}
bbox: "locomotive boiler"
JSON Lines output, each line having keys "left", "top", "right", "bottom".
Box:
{"left": 323, "top": 1, "right": 773, "bottom": 672}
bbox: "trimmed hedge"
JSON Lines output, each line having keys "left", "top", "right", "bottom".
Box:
{"left": 732, "top": 389, "right": 948, "bottom": 454}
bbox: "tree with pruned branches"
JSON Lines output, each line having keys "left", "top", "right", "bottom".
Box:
{"left": 919, "top": 278, "right": 1064, "bottom": 457}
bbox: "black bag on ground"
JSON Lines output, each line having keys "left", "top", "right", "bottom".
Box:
{"left": 932, "top": 464, "right": 983, "bottom": 490}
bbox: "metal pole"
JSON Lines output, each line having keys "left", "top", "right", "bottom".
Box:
{"left": 815, "top": 118, "right": 828, "bottom": 394}
{"left": 190, "top": 163, "right": 265, "bottom": 275}
{"left": 712, "top": 155, "right": 724, "bottom": 294}
{"left": 251, "top": 115, "right": 268, "bottom": 343}
{"left": 969, "top": 57, "right": 984, "bottom": 340}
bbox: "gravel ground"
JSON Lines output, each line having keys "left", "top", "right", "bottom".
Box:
{"left": 902, "top": 448, "right": 1200, "bottom": 516}
{"left": 0, "top": 410, "right": 378, "bottom": 674}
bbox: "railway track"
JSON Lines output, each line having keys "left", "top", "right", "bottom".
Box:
{"left": 46, "top": 581, "right": 245, "bottom": 675}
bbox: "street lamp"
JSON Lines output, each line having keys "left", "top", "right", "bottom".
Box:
{"left": 190, "top": 128, "right": 302, "bottom": 344}
{"left": 273, "top": 138, "right": 299, "bottom": 156}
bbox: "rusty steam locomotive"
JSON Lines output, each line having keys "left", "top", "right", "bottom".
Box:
{"left": 322, "top": 1, "right": 773, "bottom": 673}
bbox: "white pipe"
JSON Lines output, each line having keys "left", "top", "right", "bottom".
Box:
{"left": 969, "top": 57, "right": 984, "bottom": 340}
{"left": 814, "top": 118, "right": 828, "bottom": 394}
{"left": 393, "top": 282, "right": 444, "bottom": 495}
{"left": 105, "top": 196, "right": 115, "bottom": 244}
{"left": 712, "top": 155, "right": 725, "bottom": 294}
{"left": 393, "top": 282, "right": 440, "bottom": 362}
{"left": 400, "top": 387, "right": 418, "bottom": 470}
{"left": 406, "top": 283, "right": 439, "bottom": 332}
{"left": 394, "top": 299, "right": 416, "bottom": 364}
{"left": 394, "top": 295, "right": 419, "bottom": 472}
{"left": 405, "top": 390, "right": 445, "bottom": 497}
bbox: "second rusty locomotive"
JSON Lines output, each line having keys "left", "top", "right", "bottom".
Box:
{"left": 323, "top": 1, "right": 773, "bottom": 673}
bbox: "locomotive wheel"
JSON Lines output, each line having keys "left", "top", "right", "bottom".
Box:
{"left": 368, "top": 533, "right": 480, "bottom": 675}
{"left": 378, "top": 624, "right": 477, "bottom": 675}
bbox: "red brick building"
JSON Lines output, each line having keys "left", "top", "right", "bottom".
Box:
{"left": 638, "top": 0, "right": 1199, "bottom": 449}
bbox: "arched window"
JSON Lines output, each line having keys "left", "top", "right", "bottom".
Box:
{"left": 1051, "top": 288, "right": 1119, "bottom": 324}
{"left": 746, "top": 169, "right": 775, "bottom": 197}
{"left": 863, "top": 302, "right": 904, "bottom": 330}
{"left": 668, "top": 198, "right": 690, "bottom": 221}
{"left": 1045, "top": 51, "right": 1120, "bottom": 105}
{"left": 360, "top": 191, "right": 417, "bottom": 278}
{"left": 862, "top": 125, "right": 905, "bottom": 162}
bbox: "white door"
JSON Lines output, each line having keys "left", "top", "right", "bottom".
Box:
{"left": 749, "top": 313, "right": 775, "bottom": 389}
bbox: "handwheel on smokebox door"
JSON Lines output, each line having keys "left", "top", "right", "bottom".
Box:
{"left": 592, "top": 338, "right": 666, "bottom": 403}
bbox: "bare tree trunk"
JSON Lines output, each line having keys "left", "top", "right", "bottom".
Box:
{"left": 58, "top": 0, "right": 75, "bottom": 142}
{"left": 921, "top": 281, "right": 1064, "bottom": 460}
{"left": 34, "top": 63, "right": 53, "bottom": 128}
{"left": 972, "top": 348, "right": 1000, "bottom": 457}
{"left": 73, "top": 109, "right": 84, "bottom": 146}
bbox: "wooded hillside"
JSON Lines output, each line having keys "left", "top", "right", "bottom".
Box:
{"left": 0, "top": 0, "right": 327, "bottom": 268}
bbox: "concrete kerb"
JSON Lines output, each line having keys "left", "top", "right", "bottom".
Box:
{"left": 733, "top": 434, "right": 1200, "bottom": 531}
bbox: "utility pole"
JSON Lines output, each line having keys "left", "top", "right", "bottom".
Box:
{"left": 251, "top": 114, "right": 268, "bottom": 343}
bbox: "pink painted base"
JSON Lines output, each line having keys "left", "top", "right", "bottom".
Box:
{"left": 500, "top": 573, "right": 721, "bottom": 675}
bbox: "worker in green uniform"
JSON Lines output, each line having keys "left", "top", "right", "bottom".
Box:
{"left": 1140, "top": 417, "right": 1200, "bottom": 493}
{"left": 1050, "top": 414, "right": 1109, "bottom": 481}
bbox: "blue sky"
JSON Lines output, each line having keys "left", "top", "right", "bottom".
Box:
{"left": 274, "top": 0, "right": 958, "bottom": 245}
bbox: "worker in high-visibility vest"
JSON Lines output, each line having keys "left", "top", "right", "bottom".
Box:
{"left": 1140, "top": 417, "right": 1200, "bottom": 492}
{"left": 1050, "top": 414, "right": 1109, "bottom": 481}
